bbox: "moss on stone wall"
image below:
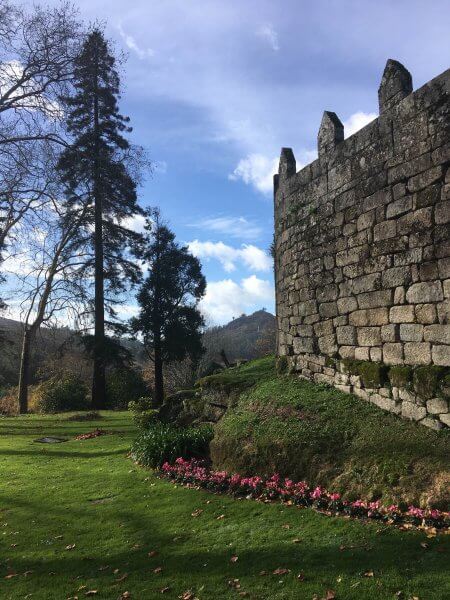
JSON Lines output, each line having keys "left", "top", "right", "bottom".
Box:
{"left": 388, "top": 366, "right": 413, "bottom": 388}
{"left": 413, "top": 366, "right": 446, "bottom": 399}
{"left": 357, "top": 362, "right": 389, "bottom": 388}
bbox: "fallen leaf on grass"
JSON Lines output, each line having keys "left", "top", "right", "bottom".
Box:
{"left": 228, "top": 579, "right": 241, "bottom": 589}
{"left": 420, "top": 542, "right": 428, "bottom": 549}
{"left": 119, "top": 593, "right": 131, "bottom": 599}
{"left": 230, "top": 555, "right": 239, "bottom": 563}
{"left": 84, "top": 592, "right": 98, "bottom": 597}
{"left": 55, "top": 535, "right": 63, "bottom": 540}
{"left": 282, "top": 524, "right": 290, "bottom": 529}
{"left": 65, "top": 544, "right": 76, "bottom": 551}
{"left": 216, "top": 514, "right": 225, "bottom": 520}
{"left": 191, "top": 509, "right": 203, "bottom": 518}
{"left": 272, "top": 568, "right": 290, "bottom": 575}
{"left": 153, "top": 567, "right": 163, "bottom": 574}
{"left": 297, "top": 572, "right": 305, "bottom": 581}
{"left": 363, "top": 571, "right": 374, "bottom": 577}
{"left": 98, "top": 566, "right": 110, "bottom": 571}
{"left": 259, "top": 571, "right": 268, "bottom": 576}
{"left": 179, "top": 592, "right": 195, "bottom": 600}
{"left": 292, "top": 538, "right": 302, "bottom": 544}
{"left": 325, "top": 591, "right": 336, "bottom": 600}
{"left": 4, "top": 572, "right": 18, "bottom": 579}
{"left": 115, "top": 574, "right": 128, "bottom": 582}
{"left": 148, "top": 550, "right": 158, "bottom": 557}
{"left": 24, "top": 571, "right": 33, "bottom": 577}
{"left": 160, "top": 587, "right": 171, "bottom": 594}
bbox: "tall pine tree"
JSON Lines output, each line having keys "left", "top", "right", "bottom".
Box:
{"left": 58, "top": 29, "right": 143, "bottom": 408}
{"left": 132, "top": 211, "right": 206, "bottom": 406}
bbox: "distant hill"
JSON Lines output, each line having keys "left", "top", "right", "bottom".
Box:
{"left": 200, "top": 310, "right": 276, "bottom": 369}
{"left": 0, "top": 310, "right": 276, "bottom": 386}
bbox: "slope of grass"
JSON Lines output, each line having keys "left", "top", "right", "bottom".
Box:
{"left": 0, "top": 412, "right": 449, "bottom": 599}
{"left": 210, "top": 358, "right": 450, "bottom": 508}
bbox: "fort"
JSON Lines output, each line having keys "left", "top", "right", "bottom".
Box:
{"left": 274, "top": 59, "right": 450, "bottom": 429}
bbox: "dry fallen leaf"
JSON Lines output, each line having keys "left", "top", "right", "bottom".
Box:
{"left": 4, "top": 572, "right": 18, "bottom": 580}
{"left": 191, "top": 509, "right": 203, "bottom": 518}
{"left": 84, "top": 592, "right": 98, "bottom": 597}
{"left": 230, "top": 555, "right": 239, "bottom": 563}
{"left": 297, "top": 572, "right": 305, "bottom": 581}
{"left": 98, "top": 565, "right": 110, "bottom": 571}
{"left": 325, "top": 590, "right": 336, "bottom": 600}
{"left": 178, "top": 592, "right": 195, "bottom": 600}
{"left": 120, "top": 593, "right": 131, "bottom": 599}
{"left": 228, "top": 579, "right": 241, "bottom": 589}
{"left": 216, "top": 514, "right": 225, "bottom": 520}
{"left": 160, "top": 587, "right": 171, "bottom": 594}
{"left": 282, "top": 524, "right": 290, "bottom": 529}
{"left": 148, "top": 550, "right": 158, "bottom": 557}
{"left": 259, "top": 570, "right": 268, "bottom": 576}
{"left": 420, "top": 542, "right": 428, "bottom": 549}
{"left": 153, "top": 567, "right": 163, "bottom": 574}
{"left": 363, "top": 570, "right": 374, "bottom": 577}
{"left": 65, "top": 544, "right": 76, "bottom": 551}
{"left": 115, "top": 574, "right": 128, "bottom": 582}
{"left": 292, "top": 538, "right": 302, "bottom": 544}
{"left": 273, "top": 568, "right": 290, "bottom": 575}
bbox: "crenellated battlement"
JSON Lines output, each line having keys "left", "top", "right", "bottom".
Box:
{"left": 274, "top": 59, "right": 450, "bottom": 429}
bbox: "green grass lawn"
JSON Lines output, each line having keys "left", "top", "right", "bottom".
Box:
{"left": 1, "top": 412, "right": 449, "bottom": 599}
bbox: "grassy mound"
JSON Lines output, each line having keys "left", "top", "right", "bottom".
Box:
{"left": 210, "top": 358, "right": 450, "bottom": 509}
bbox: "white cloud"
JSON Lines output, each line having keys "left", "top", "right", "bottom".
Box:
{"left": 189, "top": 216, "right": 262, "bottom": 240}
{"left": 122, "top": 214, "right": 148, "bottom": 234}
{"left": 200, "top": 275, "right": 274, "bottom": 324}
{"left": 188, "top": 240, "right": 272, "bottom": 273}
{"left": 117, "top": 23, "right": 155, "bottom": 60}
{"left": 256, "top": 24, "right": 279, "bottom": 51}
{"left": 229, "top": 153, "right": 279, "bottom": 195}
{"left": 344, "top": 111, "right": 377, "bottom": 138}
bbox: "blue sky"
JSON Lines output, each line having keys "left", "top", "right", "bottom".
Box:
{"left": 13, "top": 1, "right": 450, "bottom": 324}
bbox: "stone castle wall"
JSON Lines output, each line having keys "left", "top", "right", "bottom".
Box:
{"left": 274, "top": 60, "right": 450, "bottom": 429}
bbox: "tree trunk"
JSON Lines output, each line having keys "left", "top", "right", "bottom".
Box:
{"left": 18, "top": 328, "right": 32, "bottom": 414}
{"left": 91, "top": 50, "right": 106, "bottom": 410}
{"left": 154, "top": 335, "right": 164, "bottom": 407}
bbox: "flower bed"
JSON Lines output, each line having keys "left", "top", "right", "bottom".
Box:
{"left": 160, "top": 458, "right": 449, "bottom": 531}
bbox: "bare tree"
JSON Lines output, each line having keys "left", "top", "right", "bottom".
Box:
{"left": 0, "top": 0, "right": 82, "bottom": 291}
{"left": 10, "top": 199, "right": 90, "bottom": 413}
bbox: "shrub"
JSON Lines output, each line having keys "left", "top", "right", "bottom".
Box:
{"left": 133, "top": 409, "right": 159, "bottom": 429}
{"left": 0, "top": 386, "right": 18, "bottom": 415}
{"left": 131, "top": 423, "right": 213, "bottom": 468}
{"left": 32, "top": 375, "right": 89, "bottom": 413}
{"left": 128, "top": 396, "right": 153, "bottom": 413}
{"left": 106, "top": 368, "right": 149, "bottom": 410}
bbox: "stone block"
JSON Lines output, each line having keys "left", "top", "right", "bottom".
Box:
{"left": 337, "top": 296, "right": 358, "bottom": 314}
{"left": 435, "top": 200, "right": 450, "bottom": 224}
{"left": 399, "top": 324, "right": 424, "bottom": 342}
{"left": 438, "top": 257, "right": 450, "bottom": 279}
{"left": 353, "top": 386, "right": 370, "bottom": 400}
{"left": 336, "top": 325, "right": 356, "bottom": 345}
{"left": 381, "top": 324, "right": 397, "bottom": 342}
{"left": 397, "top": 207, "right": 432, "bottom": 235}
{"left": 415, "top": 304, "right": 437, "bottom": 324}
{"left": 373, "top": 220, "right": 396, "bottom": 241}
{"left": 370, "top": 347, "right": 383, "bottom": 362}
{"left": 293, "top": 337, "right": 315, "bottom": 354}
{"left": 382, "top": 266, "right": 412, "bottom": 288}
{"left": 440, "top": 413, "right": 450, "bottom": 427}
{"left": 421, "top": 417, "right": 444, "bottom": 430}
{"left": 389, "top": 305, "right": 415, "bottom": 323}
{"left": 339, "top": 345, "right": 355, "bottom": 359}
{"left": 386, "top": 196, "right": 412, "bottom": 218}
{"left": 432, "top": 345, "right": 450, "bottom": 366}
{"left": 401, "top": 401, "right": 426, "bottom": 421}
{"left": 319, "top": 302, "right": 339, "bottom": 318}
{"left": 394, "top": 286, "right": 406, "bottom": 304}
{"left": 407, "top": 165, "right": 442, "bottom": 193}
{"left": 406, "top": 281, "right": 443, "bottom": 304}
{"left": 383, "top": 343, "right": 403, "bottom": 365}
{"left": 419, "top": 261, "right": 439, "bottom": 281}
{"left": 356, "top": 210, "right": 376, "bottom": 231}
{"left": 437, "top": 300, "right": 450, "bottom": 324}
{"left": 371, "top": 394, "right": 397, "bottom": 412}
{"left": 352, "top": 273, "right": 381, "bottom": 294}
{"left": 426, "top": 398, "right": 448, "bottom": 414}
{"left": 318, "top": 334, "right": 338, "bottom": 355}
{"left": 404, "top": 342, "right": 431, "bottom": 365}
{"left": 355, "top": 347, "right": 370, "bottom": 360}
{"left": 424, "top": 324, "right": 450, "bottom": 344}
{"left": 357, "top": 290, "right": 393, "bottom": 309}
{"left": 357, "top": 327, "right": 381, "bottom": 346}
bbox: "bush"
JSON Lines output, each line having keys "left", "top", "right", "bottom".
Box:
{"left": 131, "top": 423, "right": 213, "bottom": 468}
{"left": 128, "top": 396, "right": 153, "bottom": 413}
{"left": 32, "top": 375, "right": 89, "bottom": 413}
{"left": 0, "top": 386, "right": 18, "bottom": 415}
{"left": 106, "top": 368, "right": 149, "bottom": 410}
{"left": 133, "top": 409, "right": 159, "bottom": 429}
